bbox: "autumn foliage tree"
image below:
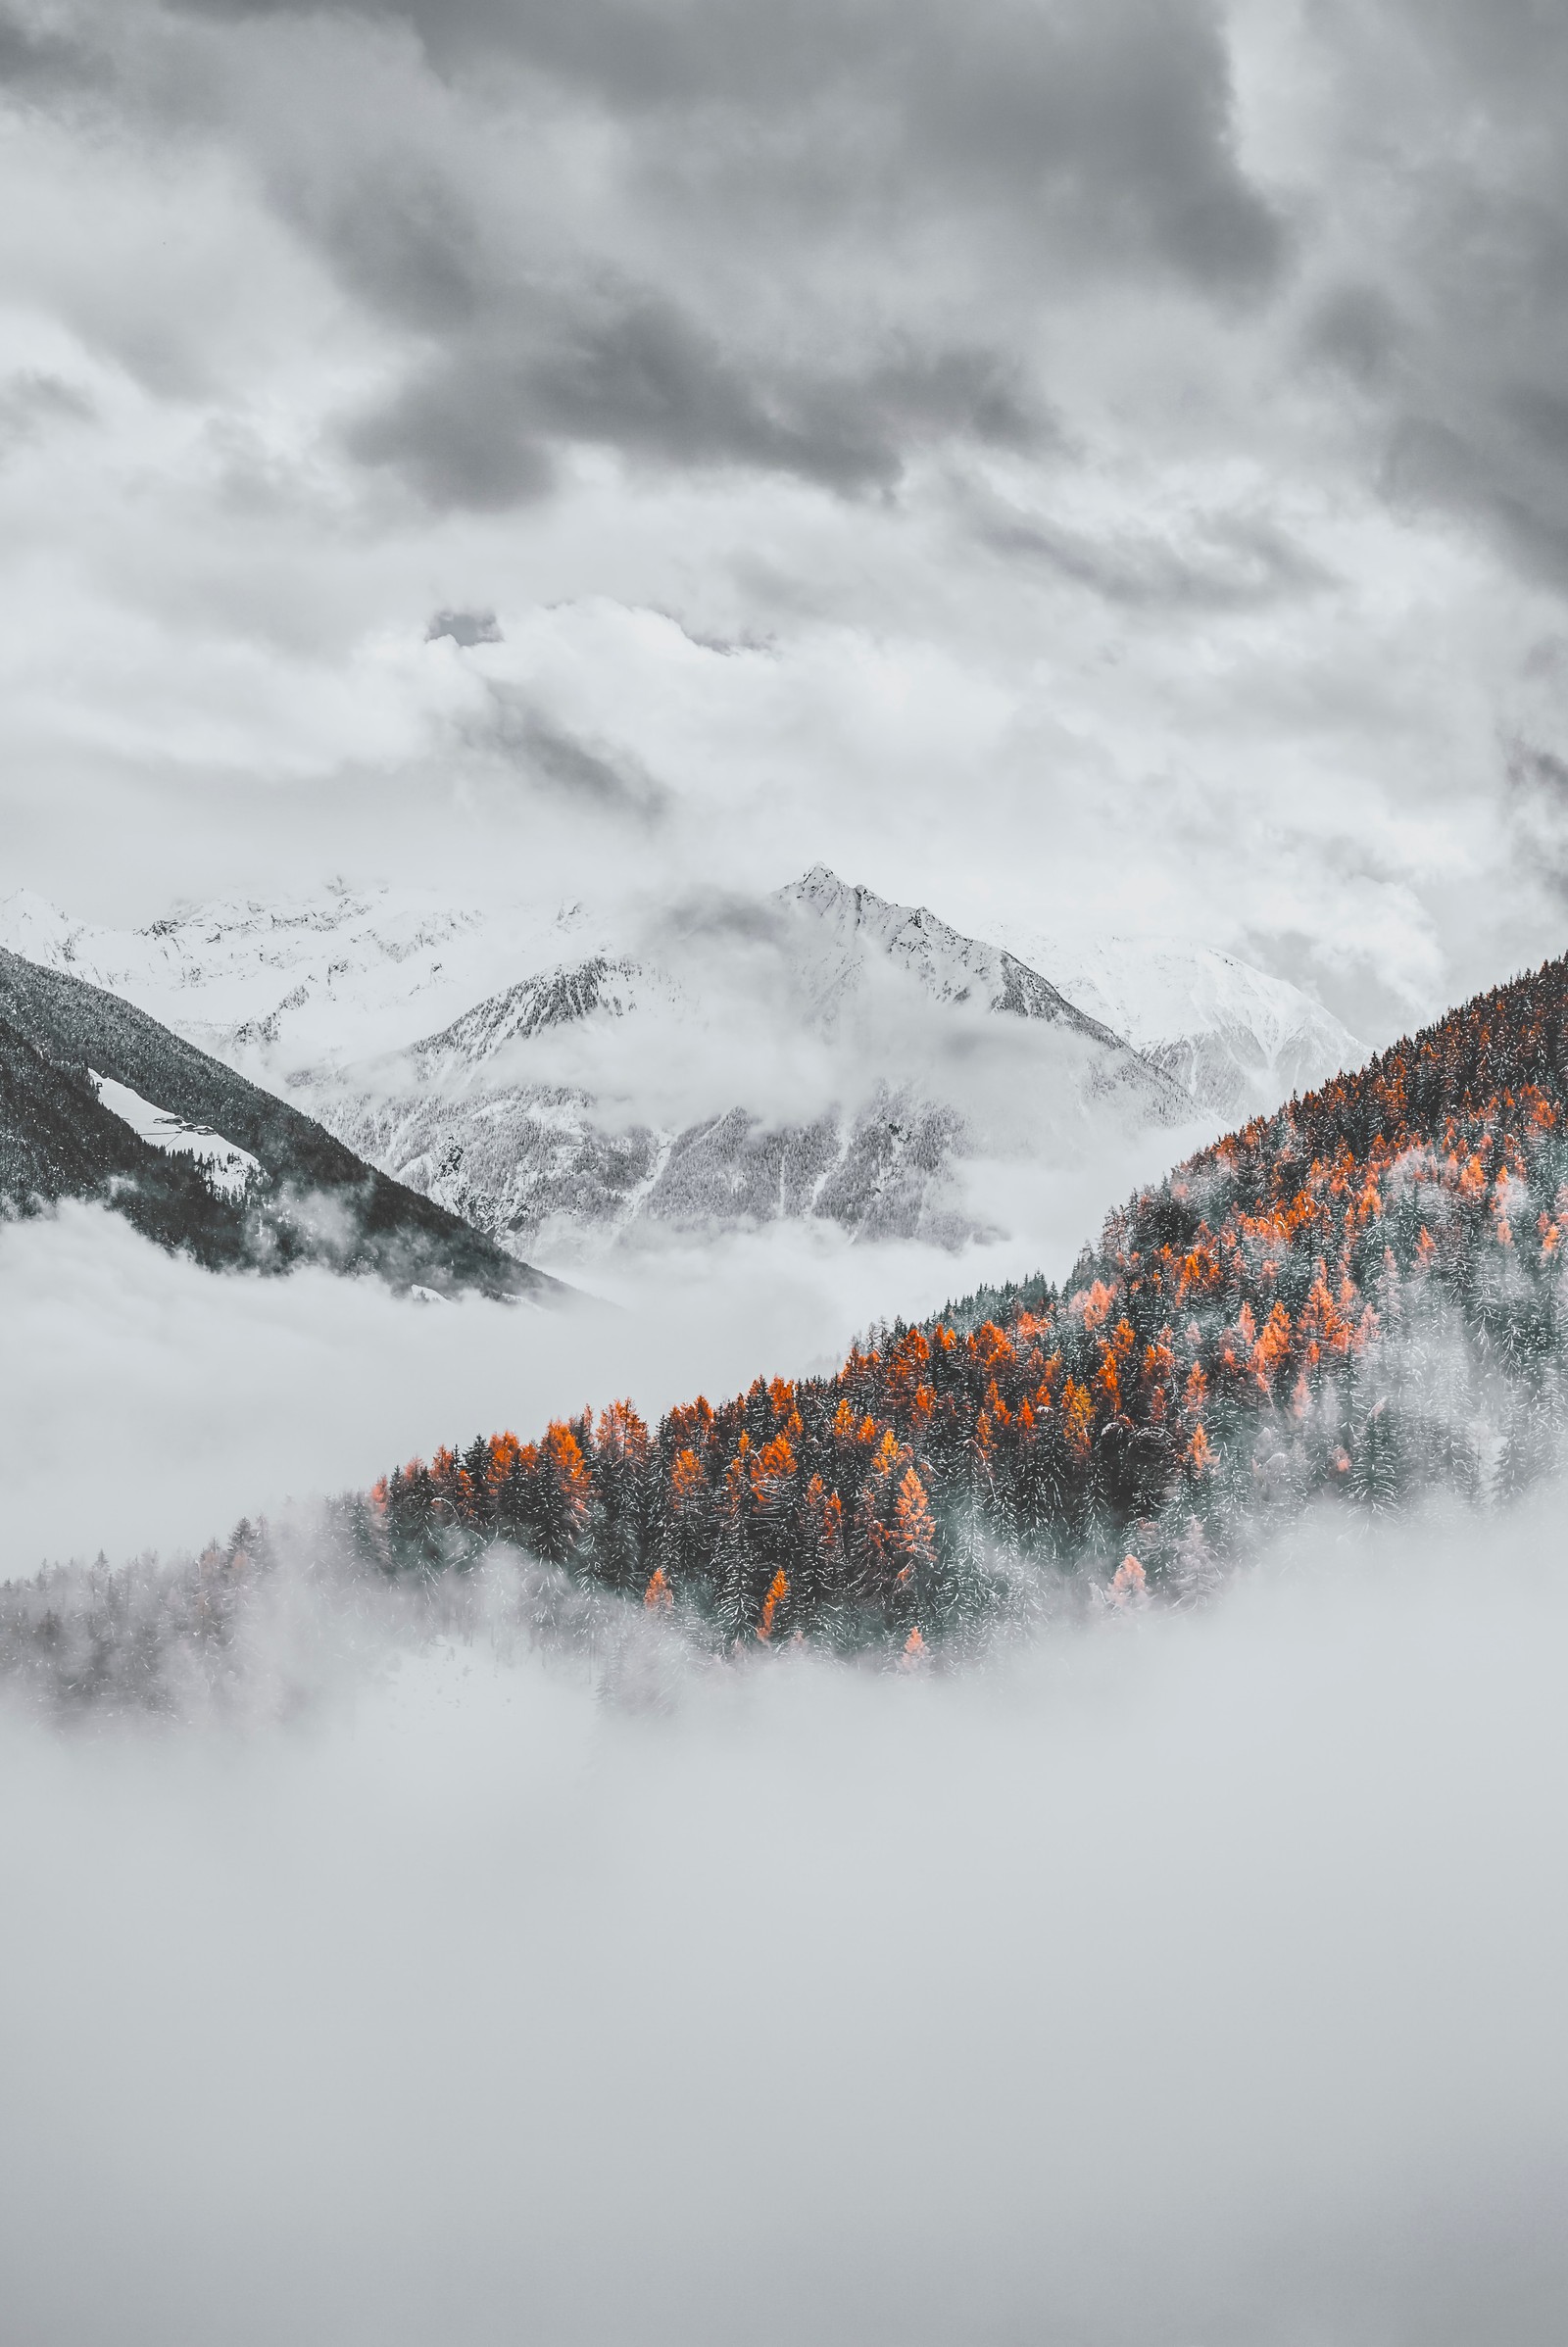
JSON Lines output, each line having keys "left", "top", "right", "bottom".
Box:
{"left": 359, "top": 953, "right": 1568, "bottom": 1655}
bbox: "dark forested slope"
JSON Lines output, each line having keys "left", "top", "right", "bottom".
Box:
{"left": 0, "top": 949, "right": 562, "bottom": 1298}
{"left": 343, "top": 952, "right": 1568, "bottom": 1647}
{"left": 0, "top": 1017, "right": 263, "bottom": 1263}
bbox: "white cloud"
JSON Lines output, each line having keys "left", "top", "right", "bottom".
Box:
{"left": 0, "top": 1194, "right": 1157, "bottom": 1573}
{"left": 0, "top": 2, "right": 1565, "bottom": 1031}
{"left": 3, "top": 1502, "right": 1567, "bottom": 2342}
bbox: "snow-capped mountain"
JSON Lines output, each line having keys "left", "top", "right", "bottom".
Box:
{"left": 406, "top": 955, "right": 666, "bottom": 1084}
{"left": 2, "top": 869, "right": 1350, "bottom": 1264}
{"left": 0, "top": 883, "right": 565, "bottom": 1068}
{"left": 777, "top": 865, "right": 1125, "bottom": 1039}
{"left": 988, "top": 926, "right": 1364, "bottom": 1118}
{"left": 294, "top": 870, "right": 1185, "bottom": 1260}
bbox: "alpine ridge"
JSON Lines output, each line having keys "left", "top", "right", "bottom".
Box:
{"left": 775, "top": 864, "right": 1131, "bottom": 1042}
{"left": 295, "top": 866, "right": 1187, "bottom": 1258}
{"left": 1, "top": 871, "right": 1358, "bottom": 1261}
{"left": 996, "top": 925, "right": 1365, "bottom": 1120}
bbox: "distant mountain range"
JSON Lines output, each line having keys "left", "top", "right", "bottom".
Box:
{"left": 0, "top": 884, "right": 532, "bottom": 1065}
{"left": 0, "top": 948, "right": 562, "bottom": 1300}
{"left": 0, "top": 872, "right": 1363, "bottom": 1263}
{"left": 293, "top": 868, "right": 1192, "bottom": 1256}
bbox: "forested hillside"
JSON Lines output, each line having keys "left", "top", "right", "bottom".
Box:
{"left": 345, "top": 953, "right": 1568, "bottom": 1653}
{"left": 0, "top": 949, "right": 562, "bottom": 1299}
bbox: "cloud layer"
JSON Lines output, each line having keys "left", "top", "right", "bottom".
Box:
{"left": 3, "top": 0, "right": 1568, "bottom": 1033}
{"left": 4, "top": 1196, "right": 1158, "bottom": 1571}
{"left": 4, "top": 1504, "right": 1568, "bottom": 2343}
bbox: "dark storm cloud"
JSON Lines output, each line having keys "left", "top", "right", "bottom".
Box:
{"left": 374, "top": 0, "right": 1288, "bottom": 294}
{"left": 22, "top": 0, "right": 1568, "bottom": 611}
{"left": 1384, "top": 415, "right": 1568, "bottom": 591}
{"left": 347, "top": 296, "right": 1044, "bottom": 507}
{"left": 975, "top": 499, "right": 1332, "bottom": 612}
{"left": 1505, "top": 735, "right": 1568, "bottom": 911}
{"left": 347, "top": 360, "right": 555, "bottom": 509}
{"left": 1301, "top": 281, "right": 1407, "bottom": 393}
{"left": 466, "top": 685, "right": 671, "bottom": 822}
{"left": 1295, "top": 0, "right": 1568, "bottom": 590}
{"left": 305, "top": 155, "right": 487, "bottom": 333}
{"left": 0, "top": 5, "right": 99, "bottom": 92}
{"left": 1391, "top": 0, "right": 1566, "bottom": 88}
{"left": 142, "top": 0, "right": 1283, "bottom": 508}
{"left": 0, "top": 369, "right": 95, "bottom": 444}
{"left": 167, "top": 0, "right": 1284, "bottom": 305}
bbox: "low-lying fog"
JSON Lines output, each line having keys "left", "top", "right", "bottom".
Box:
{"left": 8, "top": 1194, "right": 1567, "bottom": 2344}
{"left": 1, "top": 1129, "right": 1200, "bottom": 1573}
{"left": 3, "top": 1511, "right": 1566, "bottom": 2345}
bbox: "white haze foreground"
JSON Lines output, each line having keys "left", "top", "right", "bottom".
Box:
{"left": 3, "top": 1515, "right": 1568, "bottom": 2346}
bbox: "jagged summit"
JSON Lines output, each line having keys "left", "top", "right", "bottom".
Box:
{"left": 409, "top": 955, "right": 662, "bottom": 1079}
{"left": 286, "top": 869, "right": 1185, "bottom": 1262}
{"left": 775, "top": 865, "right": 1127, "bottom": 1042}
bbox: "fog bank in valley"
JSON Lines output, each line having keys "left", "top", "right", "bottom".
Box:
{"left": 2, "top": 1507, "right": 1566, "bottom": 2345}
{"left": 0, "top": 1133, "right": 1193, "bottom": 1574}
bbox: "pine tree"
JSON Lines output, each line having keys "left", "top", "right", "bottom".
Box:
{"left": 889, "top": 1466, "right": 937, "bottom": 1640}
{"left": 712, "top": 1460, "right": 752, "bottom": 1646}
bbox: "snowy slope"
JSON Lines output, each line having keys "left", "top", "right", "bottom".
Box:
{"left": 407, "top": 955, "right": 670, "bottom": 1083}
{"left": 89, "top": 1072, "right": 262, "bottom": 1199}
{"left": 989, "top": 927, "right": 1363, "bottom": 1118}
{"left": 0, "top": 884, "right": 578, "bottom": 1069}
{"left": 0, "top": 944, "right": 560, "bottom": 1296}
{"left": 0, "top": 882, "right": 1364, "bottom": 1126}
{"left": 776, "top": 865, "right": 1127, "bottom": 1042}
{"left": 291, "top": 869, "right": 1186, "bottom": 1262}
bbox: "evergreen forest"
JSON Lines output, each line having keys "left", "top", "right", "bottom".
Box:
{"left": 347, "top": 953, "right": 1568, "bottom": 1656}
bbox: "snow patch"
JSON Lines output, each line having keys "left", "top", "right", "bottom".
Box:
{"left": 89, "top": 1072, "right": 262, "bottom": 1199}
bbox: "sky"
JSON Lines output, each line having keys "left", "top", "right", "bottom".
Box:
{"left": 3, "top": 0, "right": 1568, "bottom": 1042}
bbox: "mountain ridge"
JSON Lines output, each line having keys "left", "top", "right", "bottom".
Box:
{"left": 776, "top": 864, "right": 1135, "bottom": 1047}
{"left": 295, "top": 866, "right": 1185, "bottom": 1257}
{"left": 1, "top": 871, "right": 1359, "bottom": 1263}
{"left": 0, "top": 874, "right": 1349, "bottom": 1113}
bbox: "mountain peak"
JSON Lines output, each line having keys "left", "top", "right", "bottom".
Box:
{"left": 786, "top": 861, "right": 853, "bottom": 900}
{"left": 772, "top": 865, "right": 1140, "bottom": 1055}
{"left": 0, "top": 886, "right": 74, "bottom": 939}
